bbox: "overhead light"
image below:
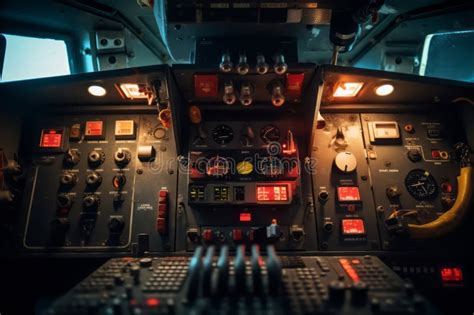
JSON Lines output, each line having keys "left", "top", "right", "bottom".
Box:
{"left": 119, "top": 83, "right": 149, "bottom": 99}
{"left": 88, "top": 85, "right": 107, "bottom": 97}
{"left": 375, "top": 84, "right": 394, "bottom": 96}
{"left": 333, "top": 82, "right": 364, "bottom": 97}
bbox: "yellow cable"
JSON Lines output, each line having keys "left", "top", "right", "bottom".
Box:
{"left": 408, "top": 166, "right": 472, "bottom": 239}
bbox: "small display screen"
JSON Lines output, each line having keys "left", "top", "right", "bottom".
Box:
{"left": 440, "top": 267, "right": 463, "bottom": 283}
{"left": 337, "top": 187, "right": 361, "bottom": 202}
{"left": 256, "top": 185, "right": 289, "bottom": 202}
{"left": 341, "top": 219, "right": 365, "bottom": 235}
{"left": 39, "top": 129, "right": 63, "bottom": 148}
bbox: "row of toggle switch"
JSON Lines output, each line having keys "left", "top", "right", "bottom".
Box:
{"left": 222, "top": 80, "right": 286, "bottom": 107}
{"left": 219, "top": 52, "right": 288, "bottom": 75}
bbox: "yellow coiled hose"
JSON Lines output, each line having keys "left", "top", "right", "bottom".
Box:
{"left": 408, "top": 166, "right": 472, "bottom": 239}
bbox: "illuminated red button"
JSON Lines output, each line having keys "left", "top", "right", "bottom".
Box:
{"left": 146, "top": 297, "right": 160, "bottom": 307}
{"left": 156, "top": 217, "right": 166, "bottom": 234}
{"left": 341, "top": 219, "right": 365, "bottom": 235}
{"left": 159, "top": 190, "right": 168, "bottom": 203}
{"left": 85, "top": 121, "right": 104, "bottom": 139}
{"left": 202, "top": 229, "right": 213, "bottom": 242}
{"left": 158, "top": 204, "right": 167, "bottom": 218}
{"left": 431, "top": 150, "right": 441, "bottom": 159}
{"left": 286, "top": 73, "right": 305, "bottom": 97}
{"left": 232, "top": 229, "right": 243, "bottom": 242}
{"left": 194, "top": 74, "right": 218, "bottom": 98}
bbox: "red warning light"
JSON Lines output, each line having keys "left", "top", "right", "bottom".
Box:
{"left": 240, "top": 213, "right": 252, "bottom": 222}
{"left": 146, "top": 297, "right": 160, "bottom": 307}
{"left": 440, "top": 267, "right": 463, "bottom": 283}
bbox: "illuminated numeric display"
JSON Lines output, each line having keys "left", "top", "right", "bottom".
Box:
{"left": 39, "top": 129, "right": 63, "bottom": 148}
{"left": 256, "top": 185, "right": 289, "bottom": 202}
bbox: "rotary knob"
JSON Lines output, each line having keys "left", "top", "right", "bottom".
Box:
{"left": 85, "top": 171, "right": 102, "bottom": 189}
{"left": 59, "top": 171, "right": 78, "bottom": 186}
{"left": 83, "top": 194, "right": 100, "bottom": 211}
{"left": 88, "top": 150, "right": 105, "bottom": 168}
{"left": 63, "top": 149, "right": 81, "bottom": 167}
{"left": 334, "top": 151, "right": 357, "bottom": 173}
{"left": 114, "top": 149, "right": 131, "bottom": 167}
{"left": 108, "top": 216, "right": 125, "bottom": 234}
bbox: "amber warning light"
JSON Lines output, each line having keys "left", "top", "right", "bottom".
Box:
{"left": 334, "top": 82, "right": 364, "bottom": 97}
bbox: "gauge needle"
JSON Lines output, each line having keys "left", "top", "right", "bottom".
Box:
{"left": 410, "top": 181, "right": 425, "bottom": 187}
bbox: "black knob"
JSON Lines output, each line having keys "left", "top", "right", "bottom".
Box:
{"left": 324, "top": 221, "right": 334, "bottom": 233}
{"left": 234, "top": 245, "right": 247, "bottom": 295}
{"left": 223, "top": 82, "right": 236, "bottom": 105}
{"left": 130, "top": 265, "right": 140, "bottom": 285}
{"left": 318, "top": 190, "right": 329, "bottom": 203}
{"left": 407, "top": 149, "right": 422, "bottom": 162}
{"left": 266, "top": 245, "right": 282, "bottom": 297}
{"left": 88, "top": 150, "right": 105, "bottom": 167}
{"left": 186, "top": 246, "right": 204, "bottom": 301}
{"left": 328, "top": 280, "right": 346, "bottom": 305}
{"left": 114, "top": 149, "right": 131, "bottom": 167}
{"left": 86, "top": 171, "right": 102, "bottom": 189}
{"left": 57, "top": 193, "right": 73, "bottom": 208}
{"left": 386, "top": 186, "right": 402, "bottom": 199}
{"left": 108, "top": 216, "right": 125, "bottom": 233}
{"left": 59, "top": 172, "right": 78, "bottom": 186}
{"left": 83, "top": 194, "right": 100, "bottom": 211}
{"left": 202, "top": 246, "right": 215, "bottom": 297}
{"left": 64, "top": 149, "right": 81, "bottom": 167}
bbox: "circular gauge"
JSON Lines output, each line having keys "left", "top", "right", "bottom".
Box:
{"left": 212, "top": 124, "right": 234, "bottom": 145}
{"left": 258, "top": 156, "right": 284, "bottom": 176}
{"left": 206, "top": 156, "right": 230, "bottom": 177}
{"left": 260, "top": 125, "right": 281, "bottom": 144}
{"left": 405, "top": 169, "right": 438, "bottom": 200}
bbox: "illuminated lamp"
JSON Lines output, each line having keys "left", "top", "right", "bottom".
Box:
{"left": 333, "top": 82, "right": 364, "bottom": 97}
{"left": 88, "top": 85, "right": 107, "bottom": 97}
{"left": 375, "top": 83, "right": 394, "bottom": 96}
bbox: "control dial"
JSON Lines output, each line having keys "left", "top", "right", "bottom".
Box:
{"left": 212, "top": 124, "right": 234, "bottom": 145}
{"left": 334, "top": 151, "right": 357, "bottom": 173}
{"left": 86, "top": 172, "right": 102, "bottom": 189}
{"left": 63, "top": 149, "right": 80, "bottom": 167}
{"left": 83, "top": 194, "right": 100, "bottom": 211}
{"left": 405, "top": 169, "right": 438, "bottom": 200}
{"left": 88, "top": 150, "right": 105, "bottom": 168}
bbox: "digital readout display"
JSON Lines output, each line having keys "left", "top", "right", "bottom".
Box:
{"left": 256, "top": 185, "right": 289, "bottom": 201}
{"left": 341, "top": 219, "right": 365, "bottom": 235}
{"left": 337, "top": 186, "right": 361, "bottom": 202}
{"left": 39, "top": 129, "right": 63, "bottom": 148}
{"left": 440, "top": 267, "right": 463, "bottom": 283}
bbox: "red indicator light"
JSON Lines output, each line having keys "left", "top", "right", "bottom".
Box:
{"left": 341, "top": 219, "right": 365, "bottom": 235}
{"left": 39, "top": 129, "right": 63, "bottom": 148}
{"left": 256, "top": 185, "right": 289, "bottom": 202}
{"left": 286, "top": 73, "right": 305, "bottom": 97}
{"left": 85, "top": 121, "right": 104, "bottom": 137}
{"left": 240, "top": 213, "right": 251, "bottom": 222}
{"left": 337, "top": 187, "right": 361, "bottom": 202}
{"left": 146, "top": 297, "right": 160, "bottom": 307}
{"left": 440, "top": 267, "right": 463, "bottom": 282}
{"left": 194, "top": 74, "right": 218, "bottom": 98}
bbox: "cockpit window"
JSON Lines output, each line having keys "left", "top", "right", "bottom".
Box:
{"left": 420, "top": 30, "right": 474, "bottom": 83}
{"left": 1, "top": 34, "right": 70, "bottom": 82}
